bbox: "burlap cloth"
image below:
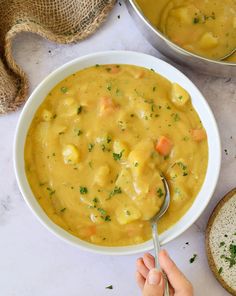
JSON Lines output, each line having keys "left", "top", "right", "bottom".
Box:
{"left": 0, "top": 0, "right": 115, "bottom": 114}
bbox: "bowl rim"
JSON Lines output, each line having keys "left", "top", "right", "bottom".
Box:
{"left": 128, "top": 0, "right": 236, "bottom": 67}
{"left": 14, "top": 50, "right": 221, "bottom": 255}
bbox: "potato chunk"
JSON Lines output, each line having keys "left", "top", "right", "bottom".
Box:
{"left": 171, "top": 83, "right": 190, "bottom": 106}
{"left": 199, "top": 32, "right": 218, "bottom": 49}
{"left": 62, "top": 144, "right": 80, "bottom": 164}
{"left": 128, "top": 140, "right": 153, "bottom": 176}
{"left": 116, "top": 168, "right": 136, "bottom": 198}
{"left": 116, "top": 206, "right": 141, "bottom": 225}
{"left": 94, "top": 165, "right": 110, "bottom": 187}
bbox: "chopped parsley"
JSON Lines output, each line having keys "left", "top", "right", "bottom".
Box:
{"left": 171, "top": 113, "right": 180, "bottom": 122}
{"left": 113, "top": 150, "right": 124, "bottom": 161}
{"left": 80, "top": 186, "right": 88, "bottom": 194}
{"left": 189, "top": 254, "right": 197, "bottom": 263}
{"left": 97, "top": 207, "right": 106, "bottom": 216}
{"left": 219, "top": 241, "right": 225, "bottom": 247}
{"left": 156, "top": 188, "right": 164, "bottom": 198}
{"left": 88, "top": 143, "right": 94, "bottom": 152}
{"left": 221, "top": 244, "right": 236, "bottom": 268}
{"left": 46, "top": 187, "right": 56, "bottom": 196}
{"left": 105, "top": 285, "right": 113, "bottom": 289}
{"left": 108, "top": 186, "right": 122, "bottom": 199}
{"left": 60, "top": 208, "right": 66, "bottom": 212}
{"left": 107, "top": 136, "right": 112, "bottom": 143}
{"left": 77, "top": 105, "right": 83, "bottom": 115}
{"left": 77, "top": 129, "right": 83, "bottom": 136}
{"left": 193, "top": 17, "right": 200, "bottom": 24}
{"left": 218, "top": 267, "right": 223, "bottom": 274}
{"left": 60, "top": 86, "right": 68, "bottom": 93}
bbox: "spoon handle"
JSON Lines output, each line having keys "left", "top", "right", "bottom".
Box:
{"left": 151, "top": 222, "right": 170, "bottom": 296}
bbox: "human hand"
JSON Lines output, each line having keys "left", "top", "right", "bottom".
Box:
{"left": 136, "top": 250, "right": 193, "bottom": 296}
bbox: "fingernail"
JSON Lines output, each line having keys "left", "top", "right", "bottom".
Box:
{"left": 148, "top": 269, "right": 161, "bottom": 285}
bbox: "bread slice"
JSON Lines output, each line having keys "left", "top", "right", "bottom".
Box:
{"left": 206, "top": 188, "right": 236, "bottom": 295}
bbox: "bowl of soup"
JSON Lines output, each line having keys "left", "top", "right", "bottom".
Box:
{"left": 126, "top": 0, "right": 236, "bottom": 77}
{"left": 14, "top": 51, "right": 221, "bottom": 255}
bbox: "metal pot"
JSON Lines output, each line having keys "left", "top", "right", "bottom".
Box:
{"left": 126, "top": 0, "right": 236, "bottom": 77}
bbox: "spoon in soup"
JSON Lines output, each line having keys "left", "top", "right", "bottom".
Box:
{"left": 219, "top": 48, "right": 236, "bottom": 61}
{"left": 150, "top": 176, "right": 170, "bottom": 296}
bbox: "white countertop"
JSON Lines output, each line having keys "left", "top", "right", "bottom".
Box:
{"left": 1, "top": 2, "right": 235, "bottom": 295}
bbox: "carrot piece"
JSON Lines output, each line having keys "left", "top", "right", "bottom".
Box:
{"left": 155, "top": 136, "right": 173, "bottom": 156}
{"left": 191, "top": 129, "right": 206, "bottom": 142}
{"left": 80, "top": 225, "right": 97, "bottom": 238}
{"left": 100, "top": 96, "right": 119, "bottom": 115}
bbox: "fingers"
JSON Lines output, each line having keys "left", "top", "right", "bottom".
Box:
{"left": 159, "top": 250, "right": 193, "bottom": 295}
{"left": 143, "top": 253, "right": 155, "bottom": 270}
{"left": 136, "top": 257, "right": 149, "bottom": 278}
{"left": 136, "top": 271, "right": 145, "bottom": 290}
{"left": 143, "top": 268, "right": 164, "bottom": 296}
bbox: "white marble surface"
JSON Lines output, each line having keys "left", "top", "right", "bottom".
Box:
{"left": 0, "top": 2, "right": 235, "bottom": 295}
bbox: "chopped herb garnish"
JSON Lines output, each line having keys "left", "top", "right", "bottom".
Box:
{"left": 113, "top": 150, "right": 124, "bottom": 161}
{"left": 221, "top": 244, "right": 236, "bottom": 268}
{"left": 80, "top": 186, "right": 88, "bottom": 194}
{"left": 60, "top": 86, "right": 68, "bottom": 93}
{"left": 106, "top": 285, "right": 113, "bottom": 290}
{"left": 77, "top": 130, "right": 83, "bottom": 136}
{"left": 95, "top": 64, "right": 100, "bottom": 67}
{"left": 177, "top": 162, "right": 187, "bottom": 170}
{"left": 60, "top": 208, "right": 66, "bottom": 212}
{"left": 107, "top": 136, "right": 112, "bottom": 143}
{"left": 220, "top": 242, "right": 225, "bottom": 247}
{"left": 153, "top": 86, "right": 156, "bottom": 92}
{"left": 171, "top": 113, "right": 180, "bottom": 122}
{"left": 88, "top": 143, "right": 94, "bottom": 152}
{"left": 134, "top": 162, "right": 139, "bottom": 167}
{"left": 108, "top": 186, "right": 122, "bottom": 199}
{"left": 189, "top": 254, "right": 197, "bottom": 263}
{"left": 178, "top": 95, "right": 183, "bottom": 100}
{"left": 193, "top": 17, "right": 200, "bottom": 24}
{"left": 77, "top": 105, "right": 83, "bottom": 115}
{"left": 53, "top": 114, "right": 57, "bottom": 119}
{"left": 126, "top": 210, "right": 131, "bottom": 216}
{"left": 150, "top": 68, "right": 155, "bottom": 72}
{"left": 97, "top": 207, "right": 107, "bottom": 216}
{"left": 107, "top": 83, "right": 112, "bottom": 91}
{"left": 93, "top": 197, "right": 99, "bottom": 203}
{"left": 218, "top": 267, "right": 223, "bottom": 274}
{"left": 46, "top": 187, "right": 55, "bottom": 196}
{"left": 156, "top": 188, "right": 164, "bottom": 198}
{"left": 104, "top": 215, "right": 111, "bottom": 221}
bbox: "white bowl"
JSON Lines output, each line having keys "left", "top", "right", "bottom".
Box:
{"left": 14, "top": 51, "right": 221, "bottom": 255}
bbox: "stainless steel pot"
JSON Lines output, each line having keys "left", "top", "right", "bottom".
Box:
{"left": 126, "top": 0, "right": 236, "bottom": 77}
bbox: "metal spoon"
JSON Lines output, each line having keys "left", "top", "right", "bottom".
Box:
{"left": 219, "top": 48, "right": 236, "bottom": 61}
{"left": 150, "top": 176, "right": 170, "bottom": 296}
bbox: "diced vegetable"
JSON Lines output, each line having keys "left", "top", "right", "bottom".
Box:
{"left": 115, "top": 206, "right": 141, "bottom": 225}
{"left": 171, "top": 83, "right": 190, "bottom": 106}
{"left": 199, "top": 32, "right": 218, "bottom": 49}
{"left": 155, "top": 136, "right": 173, "bottom": 156}
{"left": 94, "top": 165, "right": 110, "bottom": 187}
{"left": 100, "top": 96, "right": 119, "bottom": 115}
{"left": 62, "top": 144, "right": 80, "bottom": 164}
{"left": 191, "top": 128, "right": 206, "bottom": 142}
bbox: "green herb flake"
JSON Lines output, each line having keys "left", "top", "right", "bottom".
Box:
{"left": 88, "top": 143, "right": 94, "bottom": 152}
{"left": 77, "top": 130, "right": 83, "bottom": 136}
{"left": 95, "top": 64, "right": 100, "bottom": 67}
{"left": 104, "top": 215, "right": 111, "bottom": 222}
{"left": 77, "top": 105, "right": 83, "bottom": 115}
{"left": 60, "top": 208, "right": 66, "bottom": 212}
{"left": 108, "top": 186, "right": 122, "bottom": 199}
{"left": 189, "top": 254, "right": 197, "bottom": 263}
{"left": 105, "top": 285, "right": 113, "bottom": 290}
{"left": 134, "top": 162, "right": 139, "bottom": 167}
{"left": 113, "top": 150, "right": 124, "bottom": 161}
{"left": 156, "top": 188, "right": 164, "bottom": 198}
{"left": 107, "top": 136, "right": 112, "bottom": 143}
{"left": 126, "top": 210, "right": 131, "bottom": 216}
{"left": 171, "top": 113, "right": 180, "bottom": 122}
{"left": 220, "top": 241, "right": 225, "bottom": 247}
{"left": 153, "top": 86, "right": 157, "bottom": 92}
{"left": 80, "top": 186, "right": 88, "bottom": 194}
{"left": 97, "top": 207, "right": 107, "bottom": 216}
{"left": 193, "top": 17, "right": 200, "bottom": 24}
{"left": 60, "top": 87, "right": 68, "bottom": 93}
{"left": 218, "top": 267, "right": 223, "bottom": 274}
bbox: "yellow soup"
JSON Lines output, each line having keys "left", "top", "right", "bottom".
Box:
{"left": 25, "top": 64, "right": 208, "bottom": 246}
{"left": 137, "top": 0, "right": 236, "bottom": 61}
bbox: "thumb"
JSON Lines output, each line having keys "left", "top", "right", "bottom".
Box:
{"left": 143, "top": 268, "right": 164, "bottom": 296}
